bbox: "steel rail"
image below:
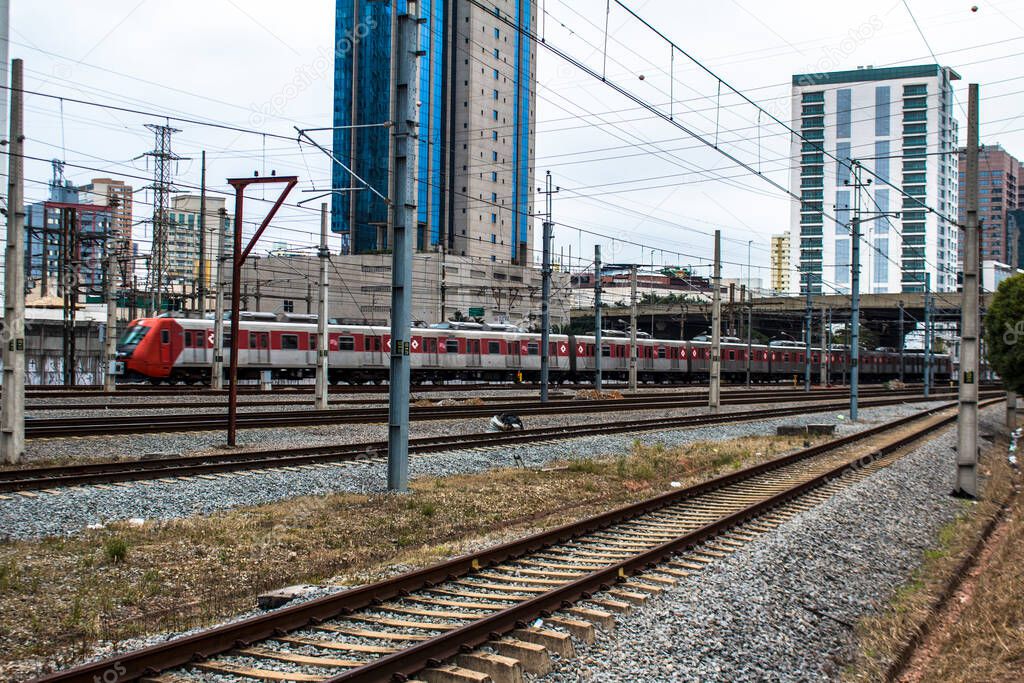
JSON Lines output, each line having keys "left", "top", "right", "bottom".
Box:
{"left": 1, "top": 393, "right": 988, "bottom": 494}
{"left": 31, "top": 398, "right": 998, "bottom": 683}
{"left": 22, "top": 387, "right": 955, "bottom": 438}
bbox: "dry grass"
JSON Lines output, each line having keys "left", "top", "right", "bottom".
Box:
{"left": 845, "top": 438, "right": 1020, "bottom": 682}
{"left": 0, "top": 432, "right": 818, "bottom": 678}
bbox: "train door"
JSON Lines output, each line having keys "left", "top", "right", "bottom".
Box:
{"left": 158, "top": 326, "right": 172, "bottom": 365}
{"left": 250, "top": 331, "right": 271, "bottom": 367}
{"left": 506, "top": 338, "right": 521, "bottom": 370}
{"left": 423, "top": 336, "right": 440, "bottom": 367}
{"left": 467, "top": 338, "right": 482, "bottom": 368}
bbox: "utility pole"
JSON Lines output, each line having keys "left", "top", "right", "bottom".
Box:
{"left": 594, "top": 244, "right": 602, "bottom": 390}
{"left": 315, "top": 203, "right": 330, "bottom": 410}
{"left": 103, "top": 247, "right": 118, "bottom": 392}
{"left": 198, "top": 150, "right": 207, "bottom": 318}
{"left": 710, "top": 229, "right": 722, "bottom": 413}
{"left": 211, "top": 209, "right": 227, "bottom": 390}
{"left": 386, "top": 0, "right": 420, "bottom": 492}
{"left": 897, "top": 299, "right": 905, "bottom": 383}
{"left": 745, "top": 288, "right": 752, "bottom": 388}
{"left": 804, "top": 277, "right": 812, "bottom": 392}
{"left": 0, "top": 2, "right": 9, "bottom": 312}
{"left": 1, "top": 58, "right": 24, "bottom": 464}
{"left": 819, "top": 305, "right": 827, "bottom": 386}
{"left": 924, "top": 275, "right": 932, "bottom": 398}
{"left": 144, "top": 124, "right": 183, "bottom": 316}
{"left": 539, "top": 170, "right": 558, "bottom": 403}
{"left": 848, "top": 161, "right": 866, "bottom": 421}
{"left": 957, "top": 83, "right": 980, "bottom": 498}
{"left": 629, "top": 263, "right": 638, "bottom": 392}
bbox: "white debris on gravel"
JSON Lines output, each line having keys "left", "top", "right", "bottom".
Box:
{"left": 0, "top": 400, "right": 955, "bottom": 540}
{"left": 535, "top": 406, "right": 1002, "bottom": 683}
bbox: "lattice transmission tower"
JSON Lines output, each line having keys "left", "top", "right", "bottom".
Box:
{"left": 144, "top": 123, "right": 182, "bottom": 314}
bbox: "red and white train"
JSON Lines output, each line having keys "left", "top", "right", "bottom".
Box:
{"left": 116, "top": 315, "right": 953, "bottom": 385}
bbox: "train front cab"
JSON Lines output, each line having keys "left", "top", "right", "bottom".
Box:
{"left": 119, "top": 317, "right": 182, "bottom": 382}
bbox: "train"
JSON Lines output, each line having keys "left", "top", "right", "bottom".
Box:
{"left": 115, "top": 314, "right": 954, "bottom": 386}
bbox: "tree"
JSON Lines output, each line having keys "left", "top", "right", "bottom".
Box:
{"left": 983, "top": 273, "right": 1024, "bottom": 391}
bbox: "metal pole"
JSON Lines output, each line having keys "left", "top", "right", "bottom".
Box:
{"left": 710, "top": 229, "right": 721, "bottom": 412}
{"left": 820, "top": 305, "right": 827, "bottom": 386}
{"left": 1, "top": 58, "right": 24, "bottom": 464}
{"left": 594, "top": 244, "right": 602, "bottom": 390}
{"left": 629, "top": 263, "right": 638, "bottom": 392}
{"left": 957, "top": 83, "right": 980, "bottom": 498}
{"left": 386, "top": 0, "right": 420, "bottom": 492}
{"left": 804, "top": 278, "right": 812, "bottom": 392}
{"left": 898, "top": 299, "right": 905, "bottom": 383}
{"left": 227, "top": 192, "right": 243, "bottom": 446}
{"left": 924, "top": 275, "right": 932, "bottom": 398}
{"left": 540, "top": 170, "right": 555, "bottom": 403}
{"left": 103, "top": 247, "right": 118, "bottom": 392}
{"left": 198, "top": 150, "right": 207, "bottom": 318}
{"left": 745, "top": 289, "right": 752, "bottom": 388}
{"left": 850, "top": 162, "right": 862, "bottom": 422}
{"left": 211, "top": 209, "right": 226, "bottom": 390}
{"left": 315, "top": 203, "right": 330, "bottom": 410}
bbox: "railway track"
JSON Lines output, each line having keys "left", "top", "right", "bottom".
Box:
{"left": 22, "top": 387, "right": 953, "bottom": 438}
{"left": 33, "top": 398, "right": 1000, "bottom": 683}
{"left": 23, "top": 384, "right": 909, "bottom": 413}
{"left": 0, "top": 392, "right": 997, "bottom": 494}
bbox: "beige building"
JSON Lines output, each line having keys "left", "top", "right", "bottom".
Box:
{"left": 449, "top": 0, "right": 537, "bottom": 265}
{"left": 235, "top": 252, "right": 569, "bottom": 329}
{"left": 770, "top": 233, "right": 791, "bottom": 293}
{"left": 78, "top": 177, "right": 133, "bottom": 254}
{"left": 165, "top": 195, "right": 232, "bottom": 288}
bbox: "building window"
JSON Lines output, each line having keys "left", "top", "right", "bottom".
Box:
{"left": 283, "top": 300, "right": 294, "bottom": 313}
{"left": 835, "top": 239, "right": 850, "bottom": 284}
{"left": 875, "top": 86, "right": 891, "bottom": 136}
{"left": 492, "top": 89, "right": 498, "bottom": 99}
{"left": 492, "top": 151, "right": 498, "bottom": 161}
{"left": 492, "top": 130, "right": 498, "bottom": 140}
{"left": 491, "top": 213, "right": 497, "bottom": 223}
{"left": 491, "top": 172, "right": 498, "bottom": 181}
{"left": 875, "top": 140, "right": 890, "bottom": 182}
{"left": 836, "top": 141, "right": 851, "bottom": 184}
{"left": 491, "top": 192, "right": 497, "bottom": 202}
{"left": 493, "top": 48, "right": 499, "bottom": 58}
{"left": 491, "top": 234, "right": 497, "bottom": 243}
{"left": 494, "top": 27, "right": 500, "bottom": 38}
{"left": 492, "top": 109, "right": 499, "bottom": 120}
{"left": 836, "top": 89, "right": 852, "bottom": 138}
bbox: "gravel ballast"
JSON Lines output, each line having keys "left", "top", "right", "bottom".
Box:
{"left": 535, "top": 406, "right": 1002, "bottom": 683}
{"left": 1, "top": 400, "right": 954, "bottom": 540}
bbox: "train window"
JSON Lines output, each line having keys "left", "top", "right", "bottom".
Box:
{"left": 222, "top": 334, "right": 231, "bottom": 349}
{"left": 446, "top": 339, "right": 459, "bottom": 353}
{"left": 249, "top": 332, "right": 258, "bottom": 348}
{"left": 184, "top": 331, "right": 193, "bottom": 347}
{"left": 658, "top": 347, "right": 666, "bottom": 359}
{"left": 160, "top": 329, "right": 170, "bottom": 344}
{"left": 549, "top": 342, "right": 557, "bottom": 356}
{"left": 281, "top": 334, "right": 300, "bottom": 350}
{"left": 488, "top": 341, "right": 501, "bottom": 354}
{"left": 365, "top": 337, "right": 373, "bottom": 351}
{"left": 425, "top": 338, "right": 438, "bottom": 353}
{"left": 601, "top": 345, "right": 611, "bottom": 357}
{"left": 728, "top": 350, "right": 735, "bottom": 360}
{"left": 527, "top": 342, "right": 539, "bottom": 355}
{"left": 338, "top": 336, "right": 355, "bottom": 351}
{"left": 783, "top": 354, "right": 790, "bottom": 362}
{"left": 309, "top": 335, "right": 317, "bottom": 350}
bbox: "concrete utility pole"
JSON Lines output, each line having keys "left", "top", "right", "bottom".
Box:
{"left": 804, "top": 280, "right": 812, "bottom": 392}
{"left": 898, "top": 299, "right": 905, "bottom": 383}
{"left": 848, "top": 161, "right": 865, "bottom": 421}
{"left": 315, "top": 203, "right": 330, "bottom": 410}
{"left": 198, "top": 150, "right": 207, "bottom": 318}
{"left": 710, "top": 229, "right": 722, "bottom": 413}
{"left": 820, "top": 305, "right": 827, "bottom": 386}
{"left": 0, "top": 3, "right": 10, "bottom": 311}
{"left": 957, "top": 83, "right": 980, "bottom": 498}
{"left": 539, "top": 170, "right": 558, "bottom": 403}
{"left": 629, "top": 264, "right": 638, "bottom": 392}
{"left": 211, "top": 209, "right": 227, "bottom": 390}
{"left": 924, "top": 274, "right": 932, "bottom": 398}
{"left": 1, "top": 58, "right": 24, "bottom": 464}
{"left": 594, "top": 244, "right": 602, "bottom": 390}
{"left": 386, "top": 0, "right": 420, "bottom": 492}
{"left": 103, "top": 247, "right": 118, "bottom": 392}
{"left": 745, "top": 289, "right": 752, "bottom": 388}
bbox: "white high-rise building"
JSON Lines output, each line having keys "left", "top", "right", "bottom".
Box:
{"left": 789, "top": 64, "right": 960, "bottom": 295}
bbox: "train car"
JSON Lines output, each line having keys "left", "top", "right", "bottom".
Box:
{"left": 118, "top": 315, "right": 956, "bottom": 386}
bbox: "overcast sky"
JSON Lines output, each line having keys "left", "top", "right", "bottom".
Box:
{"left": 9, "top": 0, "right": 1024, "bottom": 282}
